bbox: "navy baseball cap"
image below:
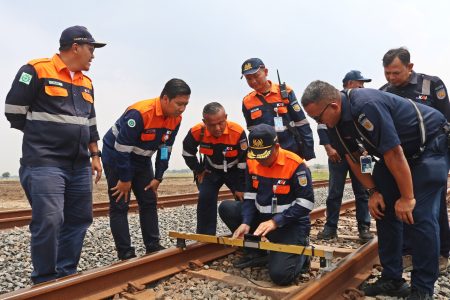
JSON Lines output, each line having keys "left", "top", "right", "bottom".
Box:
{"left": 241, "top": 58, "right": 265, "bottom": 78}
{"left": 247, "top": 124, "right": 278, "bottom": 159}
{"left": 59, "top": 26, "right": 106, "bottom": 48}
{"left": 342, "top": 70, "right": 371, "bottom": 84}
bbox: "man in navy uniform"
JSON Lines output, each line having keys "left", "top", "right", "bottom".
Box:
{"left": 241, "top": 58, "right": 315, "bottom": 161}
{"left": 301, "top": 81, "right": 448, "bottom": 300}
{"left": 317, "top": 70, "right": 372, "bottom": 243}
{"left": 182, "top": 102, "right": 247, "bottom": 235}
{"left": 380, "top": 47, "right": 450, "bottom": 272}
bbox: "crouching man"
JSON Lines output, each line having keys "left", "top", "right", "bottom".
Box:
{"left": 219, "top": 124, "right": 314, "bottom": 285}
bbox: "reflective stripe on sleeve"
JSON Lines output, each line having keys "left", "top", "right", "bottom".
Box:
{"left": 5, "top": 104, "right": 29, "bottom": 114}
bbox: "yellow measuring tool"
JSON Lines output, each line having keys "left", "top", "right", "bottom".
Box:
{"left": 169, "top": 231, "right": 335, "bottom": 268}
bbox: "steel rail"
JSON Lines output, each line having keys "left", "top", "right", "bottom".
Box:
{"left": 0, "top": 197, "right": 355, "bottom": 300}
{"left": 0, "top": 179, "right": 335, "bottom": 230}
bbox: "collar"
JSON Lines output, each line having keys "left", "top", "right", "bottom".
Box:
{"left": 408, "top": 71, "right": 418, "bottom": 85}
{"left": 339, "top": 92, "right": 353, "bottom": 123}
{"left": 155, "top": 97, "right": 164, "bottom": 117}
{"left": 52, "top": 54, "right": 83, "bottom": 81}
{"left": 204, "top": 120, "right": 230, "bottom": 138}
{"left": 256, "top": 80, "right": 278, "bottom": 96}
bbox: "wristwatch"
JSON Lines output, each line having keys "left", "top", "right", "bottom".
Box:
{"left": 90, "top": 150, "right": 102, "bottom": 158}
{"left": 367, "top": 187, "right": 378, "bottom": 197}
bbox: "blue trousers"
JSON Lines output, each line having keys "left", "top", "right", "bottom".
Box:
{"left": 372, "top": 134, "right": 448, "bottom": 294}
{"left": 104, "top": 164, "right": 159, "bottom": 258}
{"left": 19, "top": 165, "right": 93, "bottom": 284}
{"left": 197, "top": 169, "right": 240, "bottom": 235}
{"left": 218, "top": 200, "right": 309, "bottom": 285}
{"left": 324, "top": 158, "right": 370, "bottom": 230}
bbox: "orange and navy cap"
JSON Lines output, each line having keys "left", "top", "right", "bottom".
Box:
{"left": 247, "top": 124, "right": 278, "bottom": 160}
{"left": 241, "top": 58, "right": 264, "bottom": 79}
{"left": 59, "top": 26, "right": 106, "bottom": 48}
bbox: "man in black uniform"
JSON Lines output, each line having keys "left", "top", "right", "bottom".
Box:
{"left": 302, "top": 81, "right": 448, "bottom": 299}
{"left": 380, "top": 47, "right": 450, "bottom": 272}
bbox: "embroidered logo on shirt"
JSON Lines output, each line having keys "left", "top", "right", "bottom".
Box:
{"left": 416, "top": 95, "right": 428, "bottom": 101}
{"left": 298, "top": 174, "right": 307, "bottom": 186}
{"left": 358, "top": 114, "right": 374, "bottom": 132}
{"left": 436, "top": 88, "right": 447, "bottom": 100}
{"left": 127, "top": 119, "right": 136, "bottom": 128}
{"left": 19, "top": 72, "right": 32, "bottom": 85}
{"left": 292, "top": 103, "right": 301, "bottom": 112}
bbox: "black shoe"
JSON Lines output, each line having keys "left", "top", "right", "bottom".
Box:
{"left": 362, "top": 277, "right": 410, "bottom": 297}
{"left": 233, "top": 252, "right": 268, "bottom": 269}
{"left": 146, "top": 243, "right": 166, "bottom": 254}
{"left": 358, "top": 225, "right": 373, "bottom": 243}
{"left": 317, "top": 227, "right": 338, "bottom": 240}
{"left": 119, "top": 249, "right": 136, "bottom": 260}
{"left": 407, "top": 287, "right": 433, "bottom": 300}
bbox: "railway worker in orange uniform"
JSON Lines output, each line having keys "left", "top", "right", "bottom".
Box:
{"left": 4, "top": 26, "right": 105, "bottom": 284}
{"left": 241, "top": 58, "right": 316, "bottom": 161}
{"left": 101, "top": 79, "right": 190, "bottom": 260}
{"left": 182, "top": 102, "right": 247, "bottom": 235}
{"left": 219, "top": 124, "right": 314, "bottom": 285}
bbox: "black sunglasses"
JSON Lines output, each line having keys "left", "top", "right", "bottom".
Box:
{"left": 311, "top": 102, "right": 333, "bottom": 123}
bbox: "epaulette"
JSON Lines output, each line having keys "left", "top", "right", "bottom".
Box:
{"left": 28, "top": 58, "right": 51, "bottom": 66}
{"left": 227, "top": 121, "right": 244, "bottom": 134}
{"left": 191, "top": 123, "right": 205, "bottom": 133}
{"left": 284, "top": 150, "right": 302, "bottom": 164}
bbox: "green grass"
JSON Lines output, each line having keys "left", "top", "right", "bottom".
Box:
{"left": 311, "top": 170, "right": 329, "bottom": 181}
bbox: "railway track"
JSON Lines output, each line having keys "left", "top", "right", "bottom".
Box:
{"left": 0, "top": 199, "right": 377, "bottom": 300}
{"left": 0, "top": 179, "right": 337, "bottom": 230}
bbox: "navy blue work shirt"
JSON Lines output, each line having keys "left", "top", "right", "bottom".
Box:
{"left": 336, "top": 88, "right": 447, "bottom": 160}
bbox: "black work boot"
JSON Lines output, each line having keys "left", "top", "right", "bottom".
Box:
{"left": 233, "top": 250, "right": 268, "bottom": 269}
{"left": 119, "top": 248, "right": 136, "bottom": 260}
{"left": 407, "top": 287, "right": 433, "bottom": 300}
{"left": 361, "top": 277, "right": 410, "bottom": 297}
{"left": 358, "top": 225, "right": 374, "bottom": 243}
{"left": 317, "top": 226, "right": 338, "bottom": 240}
{"left": 146, "top": 243, "right": 166, "bottom": 254}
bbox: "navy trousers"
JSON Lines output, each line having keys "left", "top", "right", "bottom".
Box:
{"left": 218, "top": 200, "right": 310, "bottom": 285}
{"left": 372, "top": 134, "right": 448, "bottom": 295}
{"left": 20, "top": 165, "right": 93, "bottom": 284}
{"left": 104, "top": 164, "right": 159, "bottom": 258}
{"left": 197, "top": 168, "right": 240, "bottom": 235}
{"left": 324, "top": 158, "right": 370, "bottom": 230}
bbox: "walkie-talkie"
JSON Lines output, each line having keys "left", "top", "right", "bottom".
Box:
{"left": 277, "top": 69, "right": 289, "bottom": 100}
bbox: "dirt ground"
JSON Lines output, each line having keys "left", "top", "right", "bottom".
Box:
{"left": 0, "top": 176, "right": 203, "bottom": 211}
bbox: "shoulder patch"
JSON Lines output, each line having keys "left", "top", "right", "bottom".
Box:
{"left": 436, "top": 88, "right": 447, "bottom": 100}
{"left": 358, "top": 114, "right": 374, "bottom": 132}
{"left": 19, "top": 72, "right": 33, "bottom": 85}
{"left": 297, "top": 171, "right": 308, "bottom": 187}
{"left": 127, "top": 119, "right": 136, "bottom": 128}
{"left": 240, "top": 139, "right": 248, "bottom": 150}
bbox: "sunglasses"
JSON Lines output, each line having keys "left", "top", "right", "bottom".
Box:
{"left": 311, "top": 102, "right": 333, "bottom": 123}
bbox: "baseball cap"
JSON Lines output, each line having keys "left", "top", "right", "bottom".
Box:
{"left": 247, "top": 124, "right": 278, "bottom": 159}
{"left": 342, "top": 70, "right": 371, "bottom": 84}
{"left": 59, "top": 26, "right": 106, "bottom": 48}
{"left": 241, "top": 58, "right": 265, "bottom": 78}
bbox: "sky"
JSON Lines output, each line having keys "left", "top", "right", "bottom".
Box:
{"left": 1, "top": 0, "right": 450, "bottom": 176}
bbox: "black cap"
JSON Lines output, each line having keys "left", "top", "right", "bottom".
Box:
{"left": 241, "top": 58, "right": 265, "bottom": 79}
{"left": 59, "top": 26, "right": 106, "bottom": 48}
{"left": 247, "top": 124, "right": 278, "bottom": 159}
{"left": 342, "top": 70, "right": 371, "bottom": 84}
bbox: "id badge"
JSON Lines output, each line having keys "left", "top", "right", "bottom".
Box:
{"left": 274, "top": 116, "right": 284, "bottom": 132}
{"left": 271, "top": 197, "right": 278, "bottom": 214}
{"left": 360, "top": 155, "right": 373, "bottom": 174}
{"left": 223, "top": 150, "right": 227, "bottom": 173}
{"left": 160, "top": 145, "right": 169, "bottom": 161}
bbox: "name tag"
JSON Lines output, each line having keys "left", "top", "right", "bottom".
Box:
{"left": 160, "top": 146, "right": 168, "bottom": 161}
{"left": 274, "top": 116, "right": 284, "bottom": 132}
{"left": 360, "top": 155, "right": 373, "bottom": 174}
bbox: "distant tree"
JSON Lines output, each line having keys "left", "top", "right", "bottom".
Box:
{"left": 2, "top": 172, "right": 10, "bottom": 178}
{"left": 312, "top": 164, "right": 323, "bottom": 171}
